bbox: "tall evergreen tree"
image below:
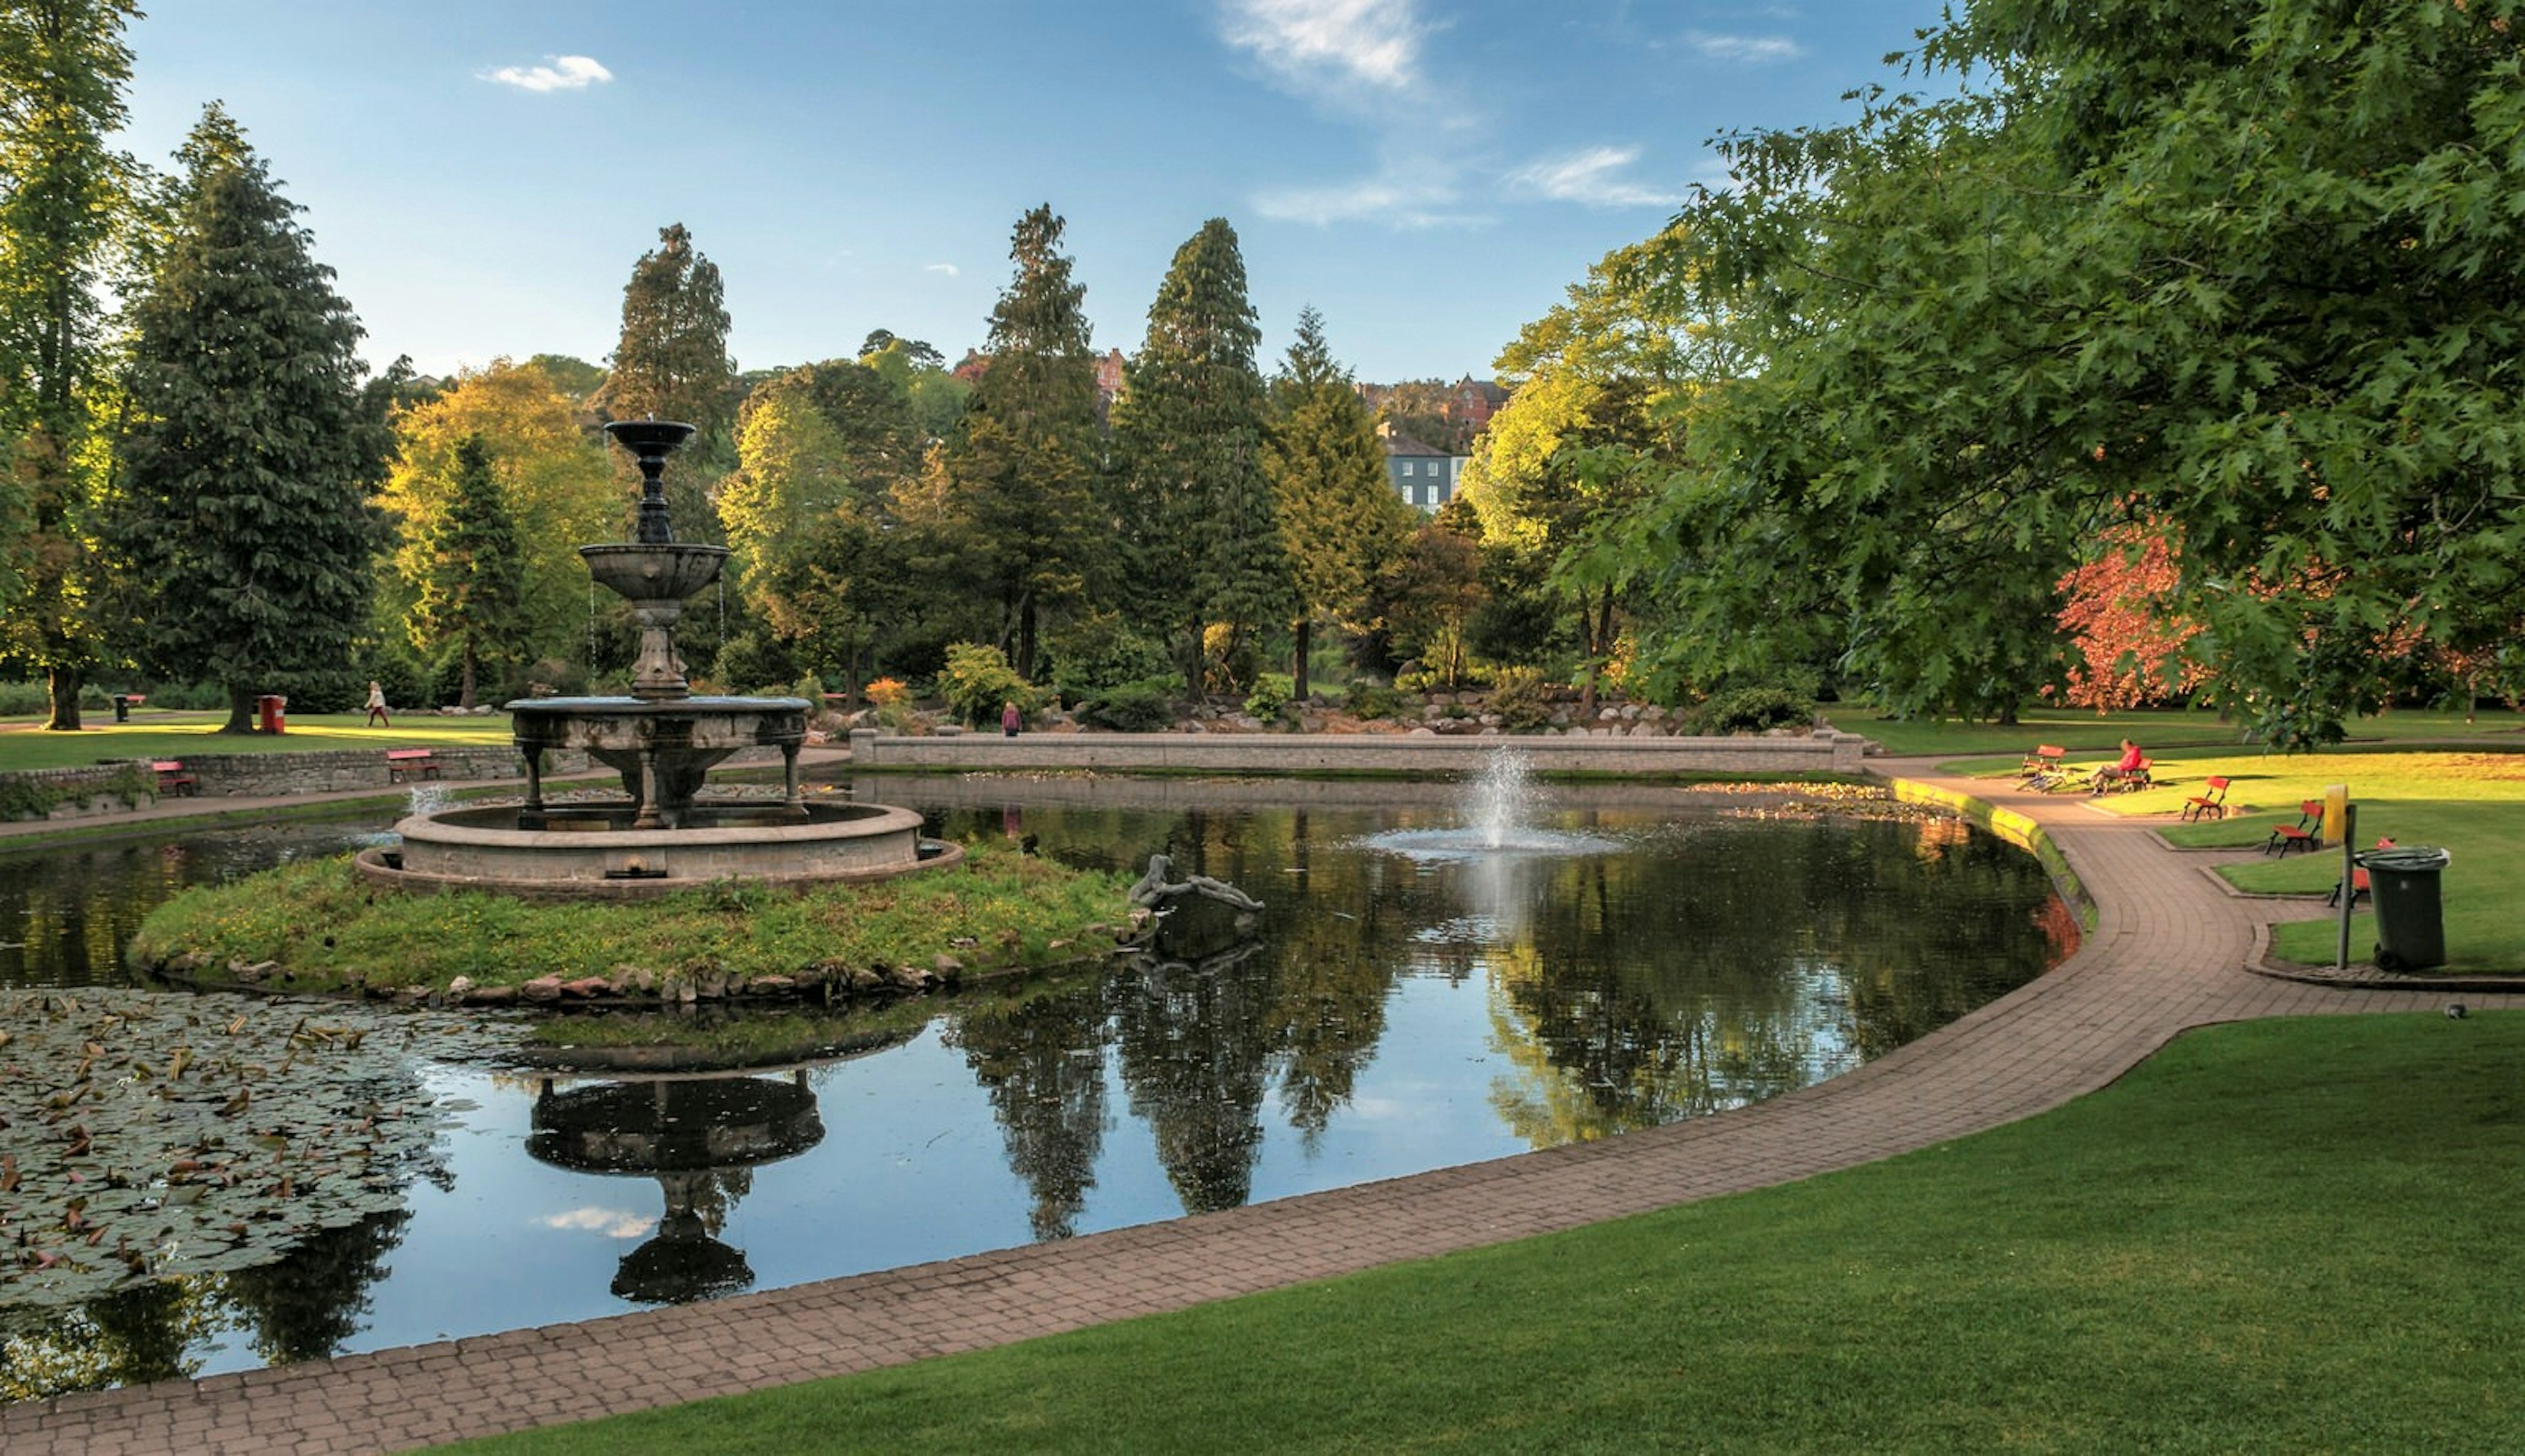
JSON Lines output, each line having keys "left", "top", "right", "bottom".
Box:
{"left": 409, "top": 434, "right": 525, "bottom": 709}
{"left": 594, "top": 222, "right": 735, "bottom": 540}
{"left": 938, "top": 204, "right": 1103, "bottom": 673}
{"left": 1111, "top": 217, "right": 1290, "bottom": 692}
{"left": 105, "top": 107, "right": 391, "bottom": 733}
{"left": 0, "top": 0, "right": 141, "bottom": 730}
{"left": 1262, "top": 306, "right": 1411, "bottom": 699}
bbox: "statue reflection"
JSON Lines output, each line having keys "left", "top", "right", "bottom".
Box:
{"left": 525, "top": 1070, "right": 825, "bottom": 1305}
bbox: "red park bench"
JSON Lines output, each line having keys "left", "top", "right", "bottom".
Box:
{"left": 385, "top": 748, "right": 443, "bottom": 784}
{"left": 152, "top": 759, "right": 197, "bottom": 797}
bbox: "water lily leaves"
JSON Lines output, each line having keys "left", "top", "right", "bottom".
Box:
{"left": 0, "top": 989, "right": 517, "bottom": 1313}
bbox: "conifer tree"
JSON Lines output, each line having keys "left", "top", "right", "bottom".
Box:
{"left": 0, "top": 0, "right": 141, "bottom": 729}
{"left": 595, "top": 222, "right": 735, "bottom": 540}
{"left": 1262, "top": 306, "right": 1410, "bottom": 699}
{"left": 410, "top": 434, "right": 525, "bottom": 709}
{"left": 106, "top": 107, "right": 391, "bottom": 732}
{"left": 939, "top": 204, "right": 1103, "bottom": 673}
{"left": 1111, "top": 217, "right": 1290, "bottom": 692}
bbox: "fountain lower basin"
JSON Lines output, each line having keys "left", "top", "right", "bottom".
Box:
{"left": 355, "top": 801, "right": 961, "bottom": 901}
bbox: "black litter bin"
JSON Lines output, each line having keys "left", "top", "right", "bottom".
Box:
{"left": 112, "top": 693, "right": 132, "bottom": 723}
{"left": 2359, "top": 845, "right": 2451, "bottom": 972}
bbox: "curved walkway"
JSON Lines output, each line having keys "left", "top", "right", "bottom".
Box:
{"left": 6, "top": 759, "right": 2516, "bottom": 1455}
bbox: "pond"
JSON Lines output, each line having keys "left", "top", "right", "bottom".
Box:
{"left": 0, "top": 772, "right": 2072, "bottom": 1398}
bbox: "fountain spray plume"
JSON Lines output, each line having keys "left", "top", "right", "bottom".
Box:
{"left": 1469, "top": 748, "right": 1537, "bottom": 851}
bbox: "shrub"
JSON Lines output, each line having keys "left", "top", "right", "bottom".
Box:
{"left": 1047, "top": 615, "right": 1173, "bottom": 702}
{"left": 1078, "top": 675, "right": 1181, "bottom": 732}
{"left": 0, "top": 681, "right": 54, "bottom": 716}
{"left": 938, "top": 642, "right": 1040, "bottom": 727}
{"left": 865, "top": 676, "right": 911, "bottom": 706}
{"left": 1345, "top": 679, "right": 1407, "bottom": 721}
{"left": 1201, "top": 623, "right": 1263, "bottom": 697}
{"left": 1684, "top": 685, "right": 1817, "bottom": 736}
{"left": 501, "top": 655, "right": 585, "bottom": 701}
{"left": 267, "top": 667, "right": 364, "bottom": 715}
{"left": 1243, "top": 673, "right": 1294, "bottom": 725}
{"left": 1487, "top": 666, "right": 1555, "bottom": 731}
{"left": 711, "top": 631, "right": 796, "bottom": 696}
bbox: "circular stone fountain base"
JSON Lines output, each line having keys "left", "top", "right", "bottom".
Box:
{"left": 355, "top": 802, "right": 962, "bottom": 901}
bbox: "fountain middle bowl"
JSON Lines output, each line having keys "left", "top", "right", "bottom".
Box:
{"left": 581, "top": 542, "right": 731, "bottom": 601}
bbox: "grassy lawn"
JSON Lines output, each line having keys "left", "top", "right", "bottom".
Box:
{"left": 1844, "top": 702, "right": 2525, "bottom": 761}
{"left": 0, "top": 711, "right": 516, "bottom": 771}
{"left": 2117, "top": 753, "right": 2525, "bottom": 973}
{"left": 443, "top": 1013, "right": 2524, "bottom": 1455}
{"left": 1931, "top": 750, "right": 2524, "bottom": 975}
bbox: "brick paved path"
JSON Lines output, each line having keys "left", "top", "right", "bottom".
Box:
{"left": 6, "top": 762, "right": 2514, "bottom": 1455}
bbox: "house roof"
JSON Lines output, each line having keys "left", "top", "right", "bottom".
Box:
{"left": 1377, "top": 427, "right": 1448, "bottom": 458}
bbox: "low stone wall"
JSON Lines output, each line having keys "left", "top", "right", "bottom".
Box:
{"left": 0, "top": 763, "right": 159, "bottom": 822}
{"left": 847, "top": 728, "right": 1873, "bottom": 777}
{"left": 114, "top": 745, "right": 542, "bottom": 799}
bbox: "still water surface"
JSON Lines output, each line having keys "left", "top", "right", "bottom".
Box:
{"left": 0, "top": 776, "right": 2070, "bottom": 1391}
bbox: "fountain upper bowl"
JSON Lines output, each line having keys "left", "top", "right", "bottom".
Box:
{"left": 602, "top": 418, "right": 697, "bottom": 455}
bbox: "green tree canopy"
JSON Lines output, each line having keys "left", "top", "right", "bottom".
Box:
{"left": 407, "top": 434, "right": 524, "bottom": 709}
{"left": 1639, "top": 0, "right": 2525, "bottom": 739}
{"left": 105, "top": 106, "right": 391, "bottom": 732}
{"left": 1262, "top": 306, "right": 1411, "bottom": 698}
{"left": 0, "top": 0, "right": 142, "bottom": 728}
{"left": 377, "top": 358, "right": 617, "bottom": 675}
{"left": 936, "top": 203, "right": 1105, "bottom": 673}
{"left": 1111, "top": 216, "right": 1291, "bottom": 691}
{"left": 594, "top": 222, "right": 736, "bottom": 542}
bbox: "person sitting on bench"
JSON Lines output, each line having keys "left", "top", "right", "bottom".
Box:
{"left": 2090, "top": 738, "right": 2145, "bottom": 791}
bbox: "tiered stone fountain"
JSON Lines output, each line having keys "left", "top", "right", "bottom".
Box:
{"left": 357, "top": 420, "right": 957, "bottom": 899}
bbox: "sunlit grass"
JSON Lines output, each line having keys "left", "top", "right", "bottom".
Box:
{"left": 0, "top": 711, "right": 518, "bottom": 772}
{"left": 1847, "top": 701, "right": 2525, "bottom": 761}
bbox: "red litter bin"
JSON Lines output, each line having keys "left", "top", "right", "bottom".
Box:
{"left": 257, "top": 693, "right": 287, "bottom": 734}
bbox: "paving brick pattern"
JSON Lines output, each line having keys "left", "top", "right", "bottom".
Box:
{"left": 5, "top": 761, "right": 2515, "bottom": 1455}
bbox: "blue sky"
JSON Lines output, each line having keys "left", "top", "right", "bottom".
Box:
{"left": 118, "top": 1, "right": 1946, "bottom": 385}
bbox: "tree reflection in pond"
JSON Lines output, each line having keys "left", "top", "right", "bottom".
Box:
{"left": 903, "top": 783, "right": 2069, "bottom": 1189}
{"left": 0, "top": 780, "right": 2069, "bottom": 1391}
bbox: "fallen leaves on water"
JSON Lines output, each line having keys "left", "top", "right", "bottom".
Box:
{"left": 0, "top": 988, "right": 518, "bottom": 1312}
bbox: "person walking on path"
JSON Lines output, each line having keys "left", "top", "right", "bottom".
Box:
{"left": 366, "top": 680, "right": 391, "bottom": 728}
{"left": 1001, "top": 699, "right": 1022, "bottom": 738}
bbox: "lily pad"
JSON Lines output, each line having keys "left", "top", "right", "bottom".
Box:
{"left": 0, "top": 989, "right": 519, "bottom": 1313}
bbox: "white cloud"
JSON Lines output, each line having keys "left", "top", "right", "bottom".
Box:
{"left": 1683, "top": 31, "right": 1804, "bottom": 64}
{"left": 1506, "top": 145, "right": 1685, "bottom": 208}
{"left": 1253, "top": 169, "right": 1482, "bottom": 229}
{"left": 539, "top": 1207, "right": 654, "bottom": 1239}
{"left": 1221, "top": 0, "right": 1425, "bottom": 91}
{"left": 923, "top": 262, "right": 959, "bottom": 277}
{"left": 483, "top": 55, "right": 614, "bottom": 93}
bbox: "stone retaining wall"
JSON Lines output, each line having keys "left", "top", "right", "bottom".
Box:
{"left": 848, "top": 728, "right": 1872, "bottom": 776}
{"left": 0, "top": 763, "right": 158, "bottom": 822}
{"left": 126, "top": 745, "right": 543, "bottom": 798}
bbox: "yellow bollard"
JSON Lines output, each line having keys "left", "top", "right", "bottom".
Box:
{"left": 2323, "top": 784, "right": 2349, "bottom": 848}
